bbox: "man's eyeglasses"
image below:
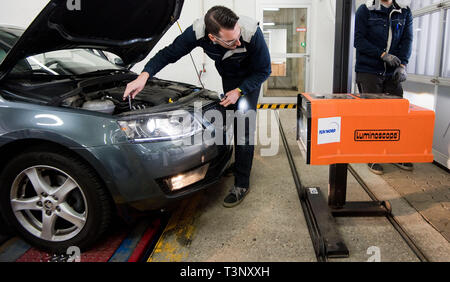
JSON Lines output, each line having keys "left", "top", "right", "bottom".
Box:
{"left": 213, "top": 29, "right": 241, "bottom": 47}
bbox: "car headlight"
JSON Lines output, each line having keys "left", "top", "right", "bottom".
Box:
{"left": 118, "top": 110, "right": 203, "bottom": 142}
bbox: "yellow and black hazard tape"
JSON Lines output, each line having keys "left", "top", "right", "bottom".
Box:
{"left": 257, "top": 104, "right": 297, "bottom": 109}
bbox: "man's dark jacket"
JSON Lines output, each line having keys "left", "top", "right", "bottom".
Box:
{"left": 354, "top": 0, "right": 413, "bottom": 76}
{"left": 143, "top": 16, "right": 271, "bottom": 95}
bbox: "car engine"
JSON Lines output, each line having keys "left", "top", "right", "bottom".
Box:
{"left": 61, "top": 79, "right": 216, "bottom": 115}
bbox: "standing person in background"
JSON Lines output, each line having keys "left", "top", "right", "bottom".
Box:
{"left": 354, "top": 0, "right": 414, "bottom": 175}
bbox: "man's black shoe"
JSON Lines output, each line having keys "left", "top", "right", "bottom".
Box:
{"left": 393, "top": 163, "right": 414, "bottom": 171}
{"left": 223, "top": 186, "right": 249, "bottom": 208}
{"left": 368, "top": 163, "right": 384, "bottom": 175}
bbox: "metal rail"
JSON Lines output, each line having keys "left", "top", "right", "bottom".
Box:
{"left": 276, "top": 111, "right": 327, "bottom": 262}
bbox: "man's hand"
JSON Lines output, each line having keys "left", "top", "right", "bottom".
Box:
{"left": 219, "top": 88, "right": 241, "bottom": 108}
{"left": 393, "top": 65, "right": 407, "bottom": 82}
{"left": 381, "top": 52, "right": 401, "bottom": 68}
{"left": 123, "top": 72, "right": 150, "bottom": 100}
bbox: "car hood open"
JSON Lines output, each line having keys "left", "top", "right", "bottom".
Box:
{"left": 0, "top": 0, "right": 184, "bottom": 80}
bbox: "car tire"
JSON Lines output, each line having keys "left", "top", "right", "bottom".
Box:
{"left": 0, "top": 148, "right": 113, "bottom": 253}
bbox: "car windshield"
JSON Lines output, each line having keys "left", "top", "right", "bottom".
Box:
{"left": 10, "top": 48, "right": 124, "bottom": 76}
{"left": 0, "top": 29, "right": 124, "bottom": 77}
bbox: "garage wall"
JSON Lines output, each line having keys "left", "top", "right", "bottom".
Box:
{"left": 132, "top": 0, "right": 206, "bottom": 89}
{"left": 0, "top": 0, "right": 337, "bottom": 97}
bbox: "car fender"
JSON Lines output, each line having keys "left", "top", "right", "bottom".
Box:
{"left": 0, "top": 130, "right": 125, "bottom": 203}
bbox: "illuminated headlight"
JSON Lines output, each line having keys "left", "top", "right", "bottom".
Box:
{"left": 118, "top": 110, "right": 203, "bottom": 142}
{"left": 165, "top": 164, "right": 209, "bottom": 191}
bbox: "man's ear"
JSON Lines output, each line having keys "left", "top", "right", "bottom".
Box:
{"left": 207, "top": 33, "right": 216, "bottom": 42}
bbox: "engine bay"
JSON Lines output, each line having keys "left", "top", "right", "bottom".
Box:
{"left": 1, "top": 74, "right": 221, "bottom": 115}
{"left": 60, "top": 78, "right": 220, "bottom": 115}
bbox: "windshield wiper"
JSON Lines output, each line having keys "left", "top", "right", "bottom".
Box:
{"left": 73, "top": 69, "right": 129, "bottom": 78}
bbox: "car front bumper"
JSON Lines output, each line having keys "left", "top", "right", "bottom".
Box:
{"left": 78, "top": 131, "right": 233, "bottom": 211}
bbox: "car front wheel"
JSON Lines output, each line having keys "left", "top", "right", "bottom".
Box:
{"left": 0, "top": 148, "right": 112, "bottom": 253}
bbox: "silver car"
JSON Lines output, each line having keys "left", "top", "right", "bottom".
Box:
{"left": 0, "top": 0, "right": 232, "bottom": 252}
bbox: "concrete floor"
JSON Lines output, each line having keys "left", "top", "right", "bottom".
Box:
{"left": 379, "top": 163, "right": 450, "bottom": 242}
{"left": 149, "top": 109, "right": 450, "bottom": 262}
{"left": 150, "top": 109, "right": 316, "bottom": 262}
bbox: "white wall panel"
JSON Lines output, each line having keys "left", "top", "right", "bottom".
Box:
{"left": 132, "top": 0, "right": 205, "bottom": 88}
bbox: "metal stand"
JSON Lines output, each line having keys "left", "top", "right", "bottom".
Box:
{"left": 301, "top": 164, "right": 392, "bottom": 259}
{"left": 295, "top": 0, "right": 391, "bottom": 259}
{"left": 329, "top": 164, "right": 391, "bottom": 217}
{"left": 301, "top": 186, "right": 350, "bottom": 259}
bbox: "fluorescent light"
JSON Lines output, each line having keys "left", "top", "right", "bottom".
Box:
{"left": 263, "top": 8, "right": 280, "bottom": 11}
{"left": 263, "top": 23, "right": 275, "bottom": 26}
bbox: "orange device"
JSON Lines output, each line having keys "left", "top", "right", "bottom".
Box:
{"left": 297, "top": 93, "right": 435, "bottom": 165}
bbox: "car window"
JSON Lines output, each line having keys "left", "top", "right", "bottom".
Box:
{"left": 10, "top": 48, "right": 123, "bottom": 76}
{"left": 0, "top": 29, "right": 123, "bottom": 76}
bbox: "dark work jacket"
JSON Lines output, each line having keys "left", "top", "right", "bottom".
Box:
{"left": 143, "top": 16, "right": 271, "bottom": 95}
{"left": 354, "top": 0, "right": 413, "bottom": 76}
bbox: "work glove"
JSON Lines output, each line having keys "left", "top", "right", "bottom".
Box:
{"left": 393, "top": 66, "right": 407, "bottom": 83}
{"left": 381, "top": 53, "right": 401, "bottom": 68}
